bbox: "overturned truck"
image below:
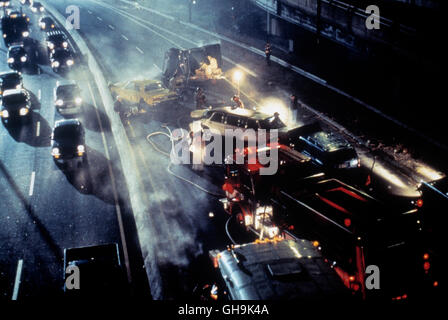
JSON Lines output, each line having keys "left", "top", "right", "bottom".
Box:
{"left": 162, "top": 44, "right": 225, "bottom": 94}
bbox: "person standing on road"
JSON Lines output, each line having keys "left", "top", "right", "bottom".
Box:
{"left": 231, "top": 95, "right": 245, "bottom": 109}
{"left": 195, "top": 87, "right": 206, "bottom": 109}
{"left": 290, "top": 94, "right": 298, "bottom": 122}
{"left": 265, "top": 42, "right": 272, "bottom": 66}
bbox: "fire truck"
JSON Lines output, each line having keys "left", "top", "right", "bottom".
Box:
{"left": 221, "top": 144, "right": 438, "bottom": 300}
{"left": 208, "top": 238, "right": 350, "bottom": 300}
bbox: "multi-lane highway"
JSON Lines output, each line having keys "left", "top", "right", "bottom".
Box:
{"left": 0, "top": 0, "right": 444, "bottom": 301}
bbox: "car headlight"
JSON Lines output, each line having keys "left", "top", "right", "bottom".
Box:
{"left": 3, "top": 34, "right": 6, "bottom": 38}
{"left": 62, "top": 41, "right": 68, "bottom": 48}
{"left": 1, "top": 110, "right": 9, "bottom": 118}
{"left": 77, "top": 145, "right": 85, "bottom": 156}
{"left": 51, "top": 24, "right": 55, "bottom": 28}
{"left": 48, "top": 43, "right": 54, "bottom": 50}
{"left": 66, "top": 59, "right": 74, "bottom": 66}
{"left": 51, "top": 147, "right": 60, "bottom": 158}
{"left": 16, "top": 84, "right": 22, "bottom": 89}
{"left": 75, "top": 97, "right": 82, "bottom": 105}
{"left": 31, "top": 7, "right": 37, "bottom": 12}
{"left": 22, "top": 31, "right": 29, "bottom": 37}
{"left": 19, "top": 107, "right": 29, "bottom": 116}
{"left": 40, "top": 22, "right": 46, "bottom": 29}
{"left": 21, "top": 56, "right": 27, "bottom": 62}
{"left": 40, "top": 7, "right": 44, "bottom": 12}
{"left": 7, "top": 57, "right": 14, "bottom": 63}
{"left": 52, "top": 61, "right": 60, "bottom": 68}
{"left": 56, "top": 99, "right": 64, "bottom": 106}
{"left": 349, "top": 158, "right": 360, "bottom": 168}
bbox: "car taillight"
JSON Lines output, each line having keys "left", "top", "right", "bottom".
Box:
{"left": 416, "top": 199, "right": 423, "bottom": 207}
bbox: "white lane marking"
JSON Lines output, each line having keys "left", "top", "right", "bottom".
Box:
{"left": 153, "top": 63, "right": 162, "bottom": 72}
{"left": 12, "top": 259, "right": 23, "bottom": 300}
{"left": 108, "top": 24, "right": 115, "bottom": 30}
{"left": 38, "top": 89, "right": 41, "bottom": 101}
{"left": 36, "top": 121, "right": 40, "bottom": 137}
{"left": 87, "top": 81, "right": 132, "bottom": 283}
{"left": 29, "top": 171, "right": 35, "bottom": 196}
{"left": 136, "top": 46, "right": 144, "bottom": 54}
{"left": 97, "top": 16, "right": 103, "bottom": 21}
{"left": 121, "top": 34, "right": 128, "bottom": 41}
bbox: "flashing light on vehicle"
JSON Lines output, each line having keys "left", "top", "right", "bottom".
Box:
{"left": 258, "top": 97, "right": 290, "bottom": 125}
{"left": 19, "top": 107, "right": 29, "bottom": 116}
{"left": 22, "top": 31, "right": 29, "bottom": 37}
{"left": 344, "top": 218, "right": 351, "bottom": 227}
{"left": 265, "top": 225, "right": 279, "bottom": 238}
{"left": 52, "top": 61, "right": 60, "bottom": 68}
{"left": 75, "top": 97, "right": 82, "bottom": 105}
{"left": 62, "top": 41, "right": 68, "bottom": 48}
{"left": 77, "top": 145, "right": 85, "bottom": 156}
{"left": 51, "top": 147, "right": 60, "bottom": 158}
{"left": 244, "top": 214, "right": 253, "bottom": 227}
{"left": 416, "top": 199, "right": 423, "bottom": 208}
{"left": 20, "top": 56, "right": 27, "bottom": 62}
{"left": 66, "top": 59, "right": 74, "bottom": 66}
{"left": 1, "top": 110, "right": 9, "bottom": 118}
{"left": 349, "top": 158, "right": 359, "bottom": 168}
{"left": 7, "top": 57, "right": 14, "bottom": 63}
{"left": 56, "top": 99, "right": 64, "bottom": 106}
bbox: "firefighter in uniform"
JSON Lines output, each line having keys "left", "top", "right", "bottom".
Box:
{"left": 231, "top": 95, "right": 245, "bottom": 109}
{"left": 195, "top": 87, "right": 207, "bottom": 109}
{"left": 290, "top": 93, "right": 298, "bottom": 122}
{"left": 265, "top": 42, "right": 272, "bottom": 66}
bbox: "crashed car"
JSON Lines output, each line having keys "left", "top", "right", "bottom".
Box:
{"left": 50, "top": 48, "right": 74, "bottom": 73}
{"left": 0, "top": 71, "right": 23, "bottom": 96}
{"left": 109, "top": 79, "right": 178, "bottom": 108}
{"left": 162, "top": 44, "right": 224, "bottom": 91}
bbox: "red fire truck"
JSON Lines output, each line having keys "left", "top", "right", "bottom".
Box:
{"left": 221, "top": 144, "right": 438, "bottom": 300}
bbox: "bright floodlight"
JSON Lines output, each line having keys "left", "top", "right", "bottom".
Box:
{"left": 233, "top": 70, "right": 243, "bottom": 82}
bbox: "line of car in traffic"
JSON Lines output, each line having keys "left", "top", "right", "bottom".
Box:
{"left": 1, "top": 1, "right": 86, "bottom": 169}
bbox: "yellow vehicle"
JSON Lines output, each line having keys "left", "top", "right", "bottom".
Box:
{"left": 109, "top": 79, "right": 178, "bottom": 107}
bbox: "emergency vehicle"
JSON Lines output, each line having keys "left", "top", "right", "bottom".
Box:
{"left": 209, "top": 238, "right": 350, "bottom": 300}
{"left": 221, "top": 144, "right": 438, "bottom": 300}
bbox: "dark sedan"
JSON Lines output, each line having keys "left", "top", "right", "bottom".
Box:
{"left": 0, "top": 71, "right": 23, "bottom": 96}
{"left": 0, "top": 88, "right": 31, "bottom": 124}
{"left": 50, "top": 48, "right": 74, "bottom": 73}
{"left": 51, "top": 119, "right": 86, "bottom": 167}
{"left": 7, "top": 45, "right": 28, "bottom": 70}
{"left": 38, "top": 16, "right": 55, "bottom": 30}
